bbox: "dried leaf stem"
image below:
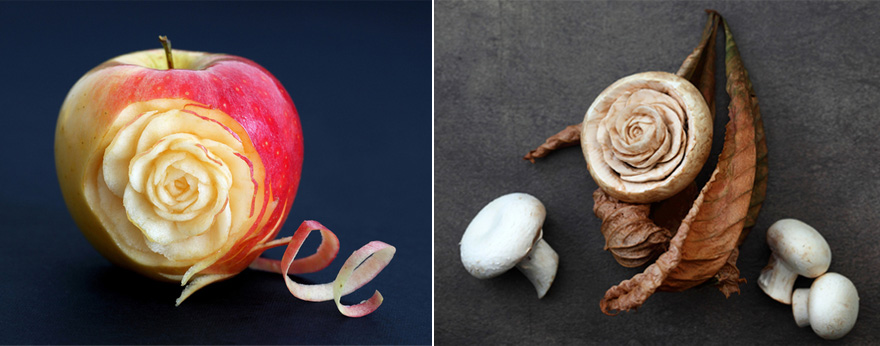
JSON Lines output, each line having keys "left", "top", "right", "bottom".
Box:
{"left": 523, "top": 124, "right": 581, "bottom": 163}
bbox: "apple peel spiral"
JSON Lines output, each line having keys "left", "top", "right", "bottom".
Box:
{"left": 55, "top": 47, "right": 394, "bottom": 317}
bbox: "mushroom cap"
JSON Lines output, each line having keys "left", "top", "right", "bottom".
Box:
{"left": 766, "top": 218, "right": 831, "bottom": 278}
{"left": 808, "top": 272, "right": 859, "bottom": 340}
{"left": 460, "top": 193, "right": 545, "bottom": 279}
{"left": 581, "top": 71, "right": 713, "bottom": 203}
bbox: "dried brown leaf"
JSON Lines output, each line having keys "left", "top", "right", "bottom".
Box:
{"left": 714, "top": 18, "right": 768, "bottom": 294}
{"left": 593, "top": 189, "right": 672, "bottom": 268}
{"left": 591, "top": 182, "right": 698, "bottom": 268}
{"left": 600, "top": 11, "right": 758, "bottom": 314}
{"left": 677, "top": 10, "right": 720, "bottom": 118}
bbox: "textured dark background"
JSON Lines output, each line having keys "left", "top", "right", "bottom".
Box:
{"left": 0, "top": 1, "right": 430, "bottom": 344}
{"left": 436, "top": 1, "right": 879, "bottom": 344}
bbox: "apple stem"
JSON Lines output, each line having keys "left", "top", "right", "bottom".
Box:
{"left": 158, "top": 35, "right": 174, "bottom": 69}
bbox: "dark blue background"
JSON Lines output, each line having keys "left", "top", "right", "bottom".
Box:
{"left": 0, "top": 2, "right": 431, "bottom": 344}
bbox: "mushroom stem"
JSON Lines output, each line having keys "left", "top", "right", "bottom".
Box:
{"left": 515, "top": 238, "right": 558, "bottom": 299}
{"left": 792, "top": 288, "right": 811, "bottom": 327}
{"left": 757, "top": 253, "right": 798, "bottom": 304}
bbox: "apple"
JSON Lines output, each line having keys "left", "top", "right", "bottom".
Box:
{"left": 56, "top": 40, "right": 393, "bottom": 317}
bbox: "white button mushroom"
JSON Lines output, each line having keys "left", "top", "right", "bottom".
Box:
{"left": 460, "top": 192, "right": 559, "bottom": 298}
{"left": 757, "top": 218, "right": 831, "bottom": 304}
{"left": 791, "top": 272, "right": 859, "bottom": 340}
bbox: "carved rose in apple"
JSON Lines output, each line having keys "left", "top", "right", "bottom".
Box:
{"left": 56, "top": 43, "right": 393, "bottom": 317}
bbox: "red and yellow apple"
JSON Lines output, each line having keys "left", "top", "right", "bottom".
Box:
{"left": 56, "top": 45, "right": 393, "bottom": 317}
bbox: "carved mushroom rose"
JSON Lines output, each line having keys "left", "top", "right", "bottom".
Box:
{"left": 582, "top": 71, "right": 713, "bottom": 203}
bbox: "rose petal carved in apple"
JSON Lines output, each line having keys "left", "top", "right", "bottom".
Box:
{"left": 55, "top": 40, "right": 393, "bottom": 317}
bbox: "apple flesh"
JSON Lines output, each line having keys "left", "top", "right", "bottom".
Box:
{"left": 56, "top": 48, "right": 302, "bottom": 291}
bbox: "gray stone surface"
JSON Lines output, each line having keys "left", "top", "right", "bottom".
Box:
{"left": 435, "top": 1, "right": 880, "bottom": 344}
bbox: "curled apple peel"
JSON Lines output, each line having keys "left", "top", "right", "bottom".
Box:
{"left": 56, "top": 48, "right": 393, "bottom": 316}
{"left": 249, "top": 221, "right": 396, "bottom": 317}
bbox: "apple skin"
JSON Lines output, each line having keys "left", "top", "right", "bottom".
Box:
{"left": 56, "top": 49, "right": 303, "bottom": 281}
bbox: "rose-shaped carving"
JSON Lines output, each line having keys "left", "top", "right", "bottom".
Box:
{"left": 582, "top": 72, "right": 712, "bottom": 203}
{"left": 81, "top": 99, "right": 275, "bottom": 285}
{"left": 598, "top": 88, "right": 685, "bottom": 182}
{"left": 101, "top": 103, "right": 258, "bottom": 265}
